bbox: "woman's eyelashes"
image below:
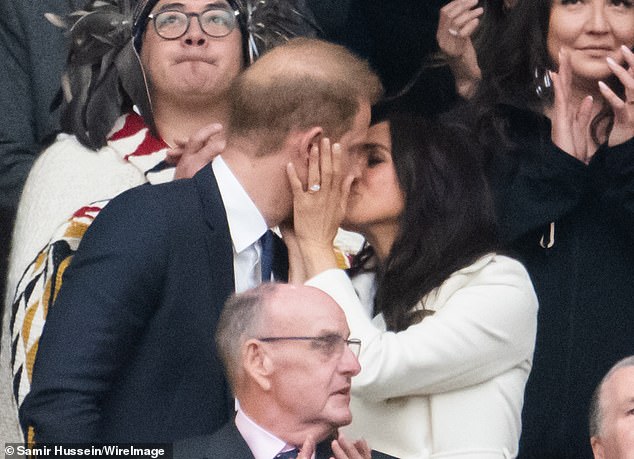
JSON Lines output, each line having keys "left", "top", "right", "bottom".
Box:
{"left": 367, "top": 154, "right": 384, "bottom": 168}
{"left": 362, "top": 145, "right": 389, "bottom": 168}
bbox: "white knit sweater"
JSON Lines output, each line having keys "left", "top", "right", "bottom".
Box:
{"left": 1, "top": 113, "right": 172, "bottom": 441}
{"left": 5, "top": 117, "right": 174, "bottom": 304}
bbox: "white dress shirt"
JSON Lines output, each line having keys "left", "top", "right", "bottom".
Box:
{"left": 212, "top": 156, "right": 269, "bottom": 293}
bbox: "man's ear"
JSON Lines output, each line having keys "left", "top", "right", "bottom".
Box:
{"left": 298, "top": 127, "right": 324, "bottom": 159}
{"left": 590, "top": 436, "right": 605, "bottom": 459}
{"left": 243, "top": 339, "right": 273, "bottom": 391}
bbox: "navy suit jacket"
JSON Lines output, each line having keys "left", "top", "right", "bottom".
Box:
{"left": 20, "top": 166, "right": 287, "bottom": 443}
{"left": 174, "top": 420, "right": 399, "bottom": 459}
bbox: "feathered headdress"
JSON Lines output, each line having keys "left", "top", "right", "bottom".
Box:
{"left": 233, "top": 0, "right": 322, "bottom": 63}
{"left": 133, "top": 0, "right": 321, "bottom": 64}
{"left": 50, "top": 0, "right": 321, "bottom": 150}
{"left": 48, "top": 0, "right": 154, "bottom": 150}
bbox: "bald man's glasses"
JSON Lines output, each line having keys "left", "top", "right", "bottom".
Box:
{"left": 257, "top": 334, "right": 361, "bottom": 358}
{"left": 148, "top": 8, "right": 239, "bottom": 40}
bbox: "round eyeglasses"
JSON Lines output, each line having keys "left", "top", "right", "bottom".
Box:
{"left": 257, "top": 335, "right": 362, "bottom": 358}
{"left": 147, "top": 8, "right": 240, "bottom": 40}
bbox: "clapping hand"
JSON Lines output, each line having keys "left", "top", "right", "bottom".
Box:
{"left": 296, "top": 434, "right": 372, "bottom": 459}
{"left": 549, "top": 48, "right": 595, "bottom": 163}
{"left": 600, "top": 45, "right": 634, "bottom": 147}
{"left": 330, "top": 435, "right": 372, "bottom": 459}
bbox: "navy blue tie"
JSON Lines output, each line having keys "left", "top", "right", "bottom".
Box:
{"left": 260, "top": 230, "right": 274, "bottom": 282}
{"left": 274, "top": 449, "right": 299, "bottom": 459}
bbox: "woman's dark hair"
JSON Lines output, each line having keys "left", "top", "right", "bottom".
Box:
{"left": 472, "top": 0, "right": 622, "bottom": 149}
{"left": 352, "top": 105, "right": 499, "bottom": 332}
{"left": 472, "top": 0, "right": 510, "bottom": 71}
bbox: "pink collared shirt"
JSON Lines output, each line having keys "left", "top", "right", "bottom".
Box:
{"left": 235, "top": 407, "right": 315, "bottom": 459}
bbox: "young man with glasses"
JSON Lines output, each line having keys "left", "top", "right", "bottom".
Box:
{"left": 175, "top": 283, "right": 396, "bottom": 459}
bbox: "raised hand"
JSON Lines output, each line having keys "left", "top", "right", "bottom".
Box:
{"left": 286, "top": 137, "right": 353, "bottom": 278}
{"left": 601, "top": 45, "right": 634, "bottom": 147}
{"left": 436, "top": 0, "right": 483, "bottom": 98}
{"left": 549, "top": 48, "right": 595, "bottom": 163}
{"left": 167, "top": 123, "right": 225, "bottom": 179}
{"left": 297, "top": 435, "right": 316, "bottom": 459}
{"left": 330, "top": 435, "right": 372, "bottom": 459}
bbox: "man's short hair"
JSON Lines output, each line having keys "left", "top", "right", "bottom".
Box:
{"left": 589, "top": 355, "right": 634, "bottom": 437}
{"left": 227, "top": 37, "right": 383, "bottom": 155}
{"left": 215, "top": 283, "right": 279, "bottom": 389}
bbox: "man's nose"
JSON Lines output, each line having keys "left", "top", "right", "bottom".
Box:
{"left": 340, "top": 344, "right": 361, "bottom": 377}
{"left": 184, "top": 16, "right": 207, "bottom": 46}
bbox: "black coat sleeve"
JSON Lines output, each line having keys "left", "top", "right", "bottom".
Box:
{"left": 589, "top": 136, "right": 634, "bottom": 238}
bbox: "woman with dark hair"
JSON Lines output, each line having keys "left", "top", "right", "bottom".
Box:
{"left": 283, "top": 109, "right": 538, "bottom": 458}
{"left": 469, "top": 1, "right": 634, "bottom": 457}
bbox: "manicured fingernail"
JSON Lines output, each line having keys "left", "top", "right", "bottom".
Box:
{"left": 448, "top": 28, "right": 459, "bottom": 36}
{"left": 622, "top": 45, "right": 633, "bottom": 54}
{"left": 606, "top": 57, "right": 617, "bottom": 66}
{"left": 598, "top": 81, "right": 608, "bottom": 91}
{"left": 332, "top": 143, "right": 341, "bottom": 153}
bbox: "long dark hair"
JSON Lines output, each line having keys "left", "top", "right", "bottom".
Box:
{"left": 352, "top": 107, "right": 499, "bottom": 332}
{"left": 472, "top": 0, "right": 624, "bottom": 150}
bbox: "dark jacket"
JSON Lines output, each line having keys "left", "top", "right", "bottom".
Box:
{"left": 487, "top": 106, "right": 634, "bottom": 459}
{"left": 20, "top": 166, "right": 287, "bottom": 442}
{"left": 174, "top": 420, "right": 398, "bottom": 459}
{"left": 0, "top": 0, "right": 81, "bottom": 208}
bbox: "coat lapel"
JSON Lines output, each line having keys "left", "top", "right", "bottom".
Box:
{"left": 193, "top": 164, "right": 235, "bottom": 306}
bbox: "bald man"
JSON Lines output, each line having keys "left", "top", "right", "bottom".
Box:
{"left": 175, "top": 283, "right": 396, "bottom": 459}
{"left": 589, "top": 356, "right": 634, "bottom": 459}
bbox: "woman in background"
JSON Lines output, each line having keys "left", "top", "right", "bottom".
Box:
{"left": 470, "top": 0, "right": 634, "bottom": 457}
{"left": 283, "top": 105, "right": 538, "bottom": 458}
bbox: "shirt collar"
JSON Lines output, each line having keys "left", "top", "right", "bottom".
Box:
{"left": 235, "top": 408, "right": 298, "bottom": 459}
{"left": 212, "top": 156, "right": 268, "bottom": 253}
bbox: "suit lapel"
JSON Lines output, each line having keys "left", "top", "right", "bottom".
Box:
{"left": 193, "top": 165, "right": 235, "bottom": 302}
{"left": 315, "top": 438, "right": 334, "bottom": 459}
{"left": 192, "top": 165, "right": 236, "bottom": 415}
{"left": 213, "top": 422, "right": 256, "bottom": 459}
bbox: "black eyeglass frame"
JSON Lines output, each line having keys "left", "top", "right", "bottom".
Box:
{"left": 147, "top": 8, "right": 241, "bottom": 40}
{"left": 256, "top": 335, "right": 362, "bottom": 358}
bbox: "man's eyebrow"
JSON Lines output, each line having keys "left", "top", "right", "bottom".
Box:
{"left": 315, "top": 330, "right": 345, "bottom": 339}
{"left": 157, "top": 2, "right": 185, "bottom": 12}
{"left": 157, "top": 1, "right": 231, "bottom": 11}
